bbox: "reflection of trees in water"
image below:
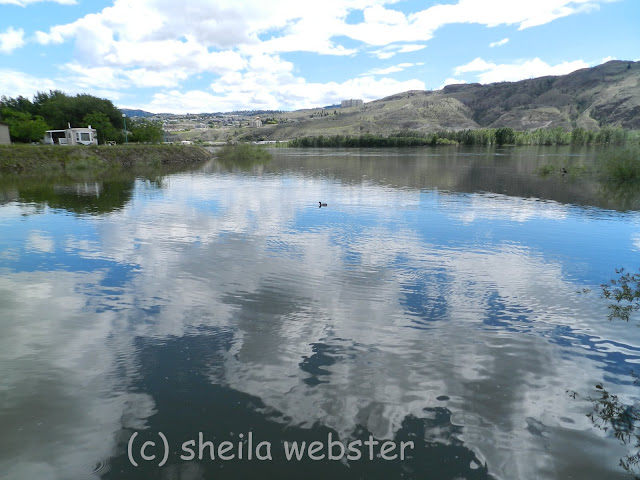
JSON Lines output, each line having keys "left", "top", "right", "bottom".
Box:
{"left": 215, "top": 157, "right": 270, "bottom": 173}
{"left": 18, "top": 179, "right": 135, "bottom": 215}
{"left": 0, "top": 163, "right": 204, "bottom": 215}
{"left": 267, "top": 147, "right": 639, "bottom": 210}
{"left": 214, "top": 158, "right": 270, "bottom": 174}
{"left": 214, "top": 145, "right": 272, "bottom": 173}
{"left": 572, "top": 269, "right": 640, "bottom": 477}
{"left": 598, "top": 182, "right": 640, "bottom": 212}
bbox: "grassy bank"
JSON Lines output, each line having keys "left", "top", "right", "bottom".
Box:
{"left": 0, "top": 144, "right": 212, "bottom": 174}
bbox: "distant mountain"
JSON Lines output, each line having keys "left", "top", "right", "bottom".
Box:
{"left": 120, "top": 108, "right": 155, "bottom": 117}
{"left": 240, "top": 60, "right": 640, "bottom": 141}
{"left": 437, "top": 60, "right": 640, "bottom": 130}
{"left": 228, "top": 110, "right": 284, "bottom": 116}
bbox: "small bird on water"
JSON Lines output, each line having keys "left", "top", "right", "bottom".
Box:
{"left": 562, "top": 167, "right": 567, "bottom": 176}
{"left": 319, "top": 201, "right": 327, "bottom": 207}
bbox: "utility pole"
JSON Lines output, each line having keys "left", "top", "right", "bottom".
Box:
{"left": 122, "top": 113, "right": 128, "bottom": 144}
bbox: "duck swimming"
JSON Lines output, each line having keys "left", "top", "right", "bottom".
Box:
{"left": 319, "top": 201, "right": 327, "bottom": 207}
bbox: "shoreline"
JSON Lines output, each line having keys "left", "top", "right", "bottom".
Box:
{"left": 0, "top": 144, "right": 213, "bottom": 174}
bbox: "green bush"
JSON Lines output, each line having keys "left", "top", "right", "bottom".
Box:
{"left": 537, "top": 164, "right": 559, "bottom": 176}
{"left": 1, "top": 108, "right": 50, "bottom": 143}
{"left": 495, "top": 127, "right": 516, "bottom": 146}
{"left": 598, "top": 147, "right": 640, "bottom": 184}
{"left": 216, "top": 143, "right": 272, "bottom": 166}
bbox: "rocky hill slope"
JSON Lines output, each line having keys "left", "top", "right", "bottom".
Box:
{"left": 243, "top": 60, "right": 640, "bottom": 141}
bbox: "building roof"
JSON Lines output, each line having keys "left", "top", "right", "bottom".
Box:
{"left": 45, "top": 126, "right": 96, "bottom": 133}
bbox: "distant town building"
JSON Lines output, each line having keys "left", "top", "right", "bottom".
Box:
{"left": 0, "top": 122, "right": 10, "bottom": 145}
{"left": 340, "top": 99, "right": 363, "bottom": 108}
{"left": 249, "top": 117, "right": 263, "bottom": 128}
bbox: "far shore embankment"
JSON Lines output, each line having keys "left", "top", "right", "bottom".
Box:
{"left": 0, "top": 144, "right": 213, "bottom": 174}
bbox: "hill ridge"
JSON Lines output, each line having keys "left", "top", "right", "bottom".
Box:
{"left": 239, "top": 60, "right": 639, "bottom": 141}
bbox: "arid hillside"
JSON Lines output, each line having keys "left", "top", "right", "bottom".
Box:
{"left": 240, "top": 60, "right": 640, "bottom": 141}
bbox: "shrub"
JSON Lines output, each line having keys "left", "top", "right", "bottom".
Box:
{"left": 537, "top": 164, "right": 558, "bottom": 176}
{"left": 598, "top": 147, "right": 640, "bottom": 184}
{"left": 216, "top": 143, "right": 272, "bottom": 167}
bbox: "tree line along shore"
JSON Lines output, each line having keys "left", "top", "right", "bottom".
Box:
{"left": 2, "top": 90, "right": 639, "bottom": 149}
{"left": 1, "top": 91, "right": 163, "bottom": 144}
{"left": 285, "top": 126, "right": 640, "bottom": 148}
{"left": 1, "top": 90, "right": 638, "bottom": 183}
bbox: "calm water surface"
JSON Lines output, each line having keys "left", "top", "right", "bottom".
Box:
{"left": 2, "top": 146, "right": 640, "bottom": 480}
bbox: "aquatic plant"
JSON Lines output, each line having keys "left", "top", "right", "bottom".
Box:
{"left": 597, "top": 147, "right": 640, "bottom": 184}
{"left": 570, "top": 268, "right": 640, "bottom": 477}
{"left": 536, "top": 164, "right": 559, "bottom": 176}
{"left": 215, "top": 143, "right": 272, "bottom": 169}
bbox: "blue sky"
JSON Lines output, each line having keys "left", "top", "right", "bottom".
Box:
{"left": 0, "top": 0, "right": 638, "bottom": 113}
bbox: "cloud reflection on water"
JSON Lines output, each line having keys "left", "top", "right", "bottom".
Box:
{"left": 1, "top": 152, "right": 639, "bottom": 479}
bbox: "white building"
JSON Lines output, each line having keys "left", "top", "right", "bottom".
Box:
{"left": 340, "top": 99, "right": 364, "bottom": 108}
{"left": 249, "top": 117, "right": 262, "bottom": 128}
{"left": 0, "top": 122, "right": 10, "bottom": 145}
{"left": 44, "top": 125, "right": 98, "bottom": 146}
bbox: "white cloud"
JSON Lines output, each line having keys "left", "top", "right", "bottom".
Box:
{"left": 141, "top": 75, "right": 425, "bottom": 113}
{"left": 211, "top": 62, "right": 425, "bottom": 110}
{"left": 454, "top": 57, "right": 590, "bottom": 84}
{"left": 102, "top": 38, "right": 247, "bottom": 74}
{"left": 0, "top": 27, "right": 25, "bottom": 54}
{"left": 0, "top": 168, "right": 635, "bottom": 479}
{"left": 363, "top": 4, "right": 407, "bottom": 25}
{"left": 370, "top": 43, "right": 426, "bottom": 59}
{"left": 61, "top": 63, "right": 123, "bottom": 90}
{"left": 489, "top": 37, "right": 509, "bottom": 48}
{"left": 362, "top": 62, "right": 424, "bottom": 76}
{"left": 366, "top": 65, "right": 405, "bottom": 75}
{"left": 33, "top": 0, "right": 608, "bottom": 62}
{"left": 0, "top": 69, "right": 58, "bottom": 97}
{"left": 439, "top": 78, "right": 466, "bottom": 89}
{"left": 342, "top": 0, "right": 604, "bottom": 46}
{"left": 123, "top": 68, "right": 191, "bottom": 89}
{"left": 454, "top": 57, "right": 495, "bottom": 75}
{"left": 601, "top": 55, "right": 616, "bottom": 63}
{"left": 18, "top": 0, "right": 614, "bottom": 110}
{"left": 0, "top": 67, "right": 125, "bottom": 101}
{"left": 55, "top": 45, "right": 246, "bottom": 91}
{"left": 26, "top": 231, "right": 54, "bottom": 253}
{"left": 34, "top": 0, "right": 362, "bottom": 53}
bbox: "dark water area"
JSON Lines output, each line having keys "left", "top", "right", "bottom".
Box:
{"left": 2, "top": 146, "right": 640, "bottom": 479}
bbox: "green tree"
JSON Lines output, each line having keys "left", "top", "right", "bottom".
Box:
{"left": 32, "top": 90, "right": 72, "bottom": 129}
{"left": 0, "top": 95, "right": 35, "bottom": 114}
{"left": 495, "top": 127, "right": 516, "bottom": 146}
{"left": 32, "top": 90, "right": 123, "bottom": 130}
{"left": 83, "top": 111, "right": 120, "bottom": 144}
{"left": 0, "top": 108, "right": 50, "bottom": 143}
{"left": 129, "top": 119, "right": 164, "bottom": 143}
{"left": 571, "top": 127, "right": 588, "bottom": 145}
